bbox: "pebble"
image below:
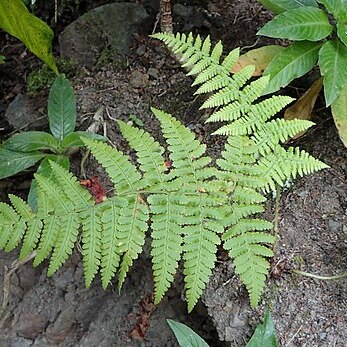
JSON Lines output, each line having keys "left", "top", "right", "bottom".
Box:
{"left": 129, "top": 70, "right": 149, "bottom": 89}
{"left": 15, "top": 313, "right": 49, "bottom": 339}
{"left": 173, "top": 4, "right": 194, "bottom": 18}
{"left": 328, "top": 219, "right": 341, "bottom": 232}
{"left": 136, "top": 44, "right": 147, "bottom": 57}
{"left": 147, "top": 67, "right": 159, "bottom": 79}
{"left": 4, "top": 94, "right": 46, "bottom": 131}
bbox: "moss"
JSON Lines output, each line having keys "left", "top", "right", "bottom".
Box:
{"left": 27, "top": 58, "right": 78, "bottom": 95}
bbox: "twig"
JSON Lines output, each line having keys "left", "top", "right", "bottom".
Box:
{"left": 159, "top": 0, "right": 173, "bottom": 33}
{"left": 292, "top": 269, "right": 347, "bottom": 281}
{"left": 285, "top": 324, "right": 303, "bottom": 346}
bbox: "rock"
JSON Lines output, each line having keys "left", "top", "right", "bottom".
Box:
{"left": 59, "top": 3, "right": 149, "bottom": 68}
{"left": 15, "top": 313, "right": 49, "bottom": 339}
{"left": 147, "top": 67, "right": 159, "bottom": 79}
{"left": 45, "top": 307, "right": 76, "bottom": 344}
{"left": 18, "top": 263, "right": 39, "bottom": 292}
{"left": 328, "top": 219, "right": 341, "bottom": 232}
{"left": 52, "top": 268, "right": 75, "bottom": 290}
{"left": 136, "top": 44, "right": 147, "bottom": 57}
{"left": 5, "top": 337, "right": 33, "bottom": 347}
{"left": 173, "top": 4, "right": 194, "bottom": 18}
{"left": 4, "top": 94, "right": 46, "bottom": 131}
{"left": 129, "top": 70, "right": 149, "bottom": 89}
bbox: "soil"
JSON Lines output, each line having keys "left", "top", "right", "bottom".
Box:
{"left": 1, "top": 1, "right": 347, "bottom": 346}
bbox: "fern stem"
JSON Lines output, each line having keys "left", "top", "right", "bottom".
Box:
{"left": 293, "top": 269, "right": 347, "bottom": 281}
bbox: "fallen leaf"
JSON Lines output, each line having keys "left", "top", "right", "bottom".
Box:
{"left": 80, "top": 176, "right": 107, "bottom": 203}
{"left": 129, "top": 294, "right": 156, "bottom": 341}
{"left": 284, "top": 77, "right": 323, "bottom": 139}
{"left": 231, "top": 45, "right": 285, "bottom": 76}
{"left": 331, "top": 84, "right": 347, "bottom": 148}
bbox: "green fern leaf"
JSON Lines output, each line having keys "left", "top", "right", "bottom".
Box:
{"left": 0, "top": 203, "right": 19, "bottom": 249}
{"left": 33, "top": 187, "right": 60, "bottom": 266}
{"left": 81, "top": 206, "right": 103, "bottom": 287}
{"left": 150, "top": 193, "right": 183, "bottom": 303}
{"left": 252, "top": 119, "right": 314, "bottom": 155}
{"left": 100, "top": 197, "right": 128, "bottom": 289}
{"left": 82, "top": 138, "right": 143, "bottom": 193}
{"left": 117, "top": 120, "right": 167, "bottom": 188}
{"left": 224, "top": 231, "right": 275, "bottom": 307}
{"left": 49, "top": 160, "right": 93, "bottom": 208}
{"left": 117, "top": 196, "right": 149, "bottom": 289}
{"left": 34, "top": 173, "right": 80, "bottom": 275}
{"left": 3, "top": 195, "right": 28, "bottom": 252}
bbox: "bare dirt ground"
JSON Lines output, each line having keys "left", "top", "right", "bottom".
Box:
{"left": 0, "top": 1, "right": 346, "bottom": 346}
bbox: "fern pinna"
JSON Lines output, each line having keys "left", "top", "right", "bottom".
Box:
{"left": 152, "top": 32, "right": 328, "bottom": 307}
{"left": 0, "top": 34, "right": 327, "bottom": 311}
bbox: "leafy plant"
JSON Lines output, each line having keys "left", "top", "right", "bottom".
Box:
{"left": 246, "top": 310, "right": 278, "bottom": 347}
{"left": 0, "top": 34, "right": 327, "bottom": 312}
{"left": 257, "top": 0, "right": 347, "bottom": 146}
{"left": 0, "top": 75, "right": 105, "bottom": 210}
{"left": 0, "top": 0, "right": 57, "bottom": 73}
{"left": 167, "top": 310, "right": 278, "bottom": 347}
{"left": 0, "top": 55, "right": 4, "bottom": 64}
{"left": 167, "top": 319, "right": 209, "bottom": 347}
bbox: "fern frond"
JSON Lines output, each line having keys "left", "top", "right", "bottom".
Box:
{"left": 49, "top": 160, "right": 94, "bottom": 208}
{"left": 117, "top": 197, "right": 149, "bottom": 289}
{"left": 183, "top": 198, "right": 222, "bottom": 312}
{"left": 100, "top": 197, "right": 128, "bottom": 289}
{"left": 152, "top": 108, "right": 213, "bottom": 186}
{"left": 258, "top": 147, "right": 329, "bottom": 192}
{"left": 117, "top": 120, "right": 167, "bottom": 188}
{"left": 150, "top": 193, "right": 184, "bottom": 303}
{"left": 81, "top": 206, "right": 103, "bottom": 287}
{"left": 224, "top": 231, "right": 275, "bottom": 307}
{"left": 0, "top": 203, "right": 20, "bottom": 249}
{"left": 82, "top": 138, "right": 143, "bottom": 193}
{"left": 3, "top": 195, "right": 29, "bottom": 252}
{"left": 34, "top": 173, "right": 80, "bottom": 275}
{"left": 200, "top": 66, "right": 255, "bottom": 109}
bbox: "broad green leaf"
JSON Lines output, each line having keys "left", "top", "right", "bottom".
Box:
{"left": 331, "top": 84, "right": 347, "bottom": 147}
{"left": 60, "top": 131, "right": 107, "bottom": 149}
{"left": 263, "top": 41, "right": 321, "bottom": 94}
{"left": 319, "top": 39, "right": 347, "bottom": 106}
{"left": 48, "top": 75, "right": 77, "bottom": 140}
{"left": 0, "top": 55, "right": 4, "bottom": 64}
{"left": 246, "top": 311, "right": 278, "bottom": 347}
{"left": 27, "top": 155, "right": 70, "bottom": 211}
{"left": 317, "top": 0, "right": 346, "bottom": 20}
{"left": 258, "top": 0, "right": 318, "bottom": 14}
{"left": 0, "top": 149, "right": 45, "bottom": 179}
{"left": 167, "top": 320, "right": 210, "bottom": 347}
{"left": 0, "top": 0, "right": 58, "bottom": 74}
{"left": 257, "top": 7, "right": 333, "bottom": 41}
{"left": 337, "top": 22, "right": 347, "bottom": 47}
{"left": 2, "top": 131, "right": 59, "bottom": 153}
{"left": 231, "top": 45, "right": 285, "bottom": 76}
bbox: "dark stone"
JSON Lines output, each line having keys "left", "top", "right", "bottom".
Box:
{"left": 45, "top": 307, "right": 76, "bottom": 344}
{"left": 16, "top": 313, "right": 49, "bottom": 339}
{"left": 59, "top": 3, "right": 149, "bottom": 69}
{"left": 4, "top": 94, "right": 46, "bottom": 131}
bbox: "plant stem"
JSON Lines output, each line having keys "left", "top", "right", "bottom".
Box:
{"left": 293, "top": 269, "right": 347, "bottom": 280}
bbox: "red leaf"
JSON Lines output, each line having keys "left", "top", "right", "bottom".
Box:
{"left": 80, "top": 176, "right": 107, "bottom": 203}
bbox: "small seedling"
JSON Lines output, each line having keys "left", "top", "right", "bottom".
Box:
{"left": 0, "top": 75, "right": 106, "bottom": 210}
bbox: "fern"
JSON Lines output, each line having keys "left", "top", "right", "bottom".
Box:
{"left": 153, "top": 32, "right": 328, "bottom": 307}
{"left": 0, "top": 33, "right": 328, "bottom": 311}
